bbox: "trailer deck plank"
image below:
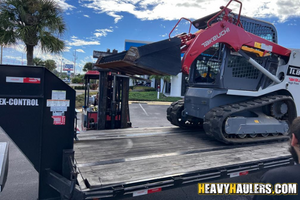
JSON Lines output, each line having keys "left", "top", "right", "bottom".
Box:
{"left": 74, "top": 127, "right": 290, "bottom": 190}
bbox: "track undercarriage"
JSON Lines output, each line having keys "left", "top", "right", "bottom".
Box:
{"left": 167, "top": 95, "right": 297, "bottom": 144}
{"left": 167, "top": 100, "right": 202, "bottom": 128}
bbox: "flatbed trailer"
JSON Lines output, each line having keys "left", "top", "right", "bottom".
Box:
{"left": 0, "top": 65, "right": 294, "bottom": 200}
{"left": 74, "top": 127, "right": 293, "bottom": 199}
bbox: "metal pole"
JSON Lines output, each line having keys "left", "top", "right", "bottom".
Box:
{"left": 74, "top": 50, "right": 77, "bottom": 77}
{"left": 60, "top": 58, "right": 64, "bottom": 77}
{"left": 238, "top": 50, "right": 281, "bottom": 84}
{"left": 83, "top": 79, "right": 87, "bottom": 110}
{"left": 97, "top": 70, "right": 108, "bottom": 130}
{"left": 111, "top": 75, "right": 117, "bottom": 129}
{"left": 0, "top": 46, "right": 3, "bottom": 64}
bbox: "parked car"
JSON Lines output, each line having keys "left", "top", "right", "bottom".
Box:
{"left": 63, "top": 78, "right": 70, "bottom": 83}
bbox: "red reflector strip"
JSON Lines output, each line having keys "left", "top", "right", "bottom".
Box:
{"left": 23, "top": 77, "right": 41, "bottom": 84}
{"left": 148, "top": 188, "right": 162, "bottom": 194}
{"left": 239, "top": 171, "right": 249, "bottom": 176}
{"left": 133, "top": 187, "right": 162, "bottom": 197}
{"left": 229, "top": 171, "right": 249, "bottom": 178}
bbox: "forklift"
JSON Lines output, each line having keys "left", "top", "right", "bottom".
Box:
{"left": 81, "top": 70, "right": 132, "bottom": 130}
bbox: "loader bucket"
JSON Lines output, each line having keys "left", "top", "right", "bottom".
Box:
{"left": 94, "top": 38, "right": 182, "bottom": 75}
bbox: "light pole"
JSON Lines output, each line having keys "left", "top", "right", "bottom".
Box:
{"left": 0, "top": 45, "right": 3, "bottom": 64}
{"left": 73, "top": 49, "right": 78, "bottom": 77}
{"left": 60, "top": 57, "right": 64, "bottom": 77}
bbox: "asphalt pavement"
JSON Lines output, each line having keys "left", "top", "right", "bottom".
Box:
{"left": 0, "top": 103, "right": 265, "bottom": 200}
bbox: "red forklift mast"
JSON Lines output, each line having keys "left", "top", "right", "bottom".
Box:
{"left": 81, "top": 70, "right": 131, "bottom": 130}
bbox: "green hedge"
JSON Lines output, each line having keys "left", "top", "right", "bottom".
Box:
{"left": 74, "top": 86, "right": 85, "bottom": 90}
{"left": 72, "top": 77, "right": 83, "bottom": 84}
{"left": 129, "top": 91, "right": 182, "bottom": 102}
{"left": 76, "top": 91, "right": 182, "bottom": 108}
{"left": 131, "top": 86, "right": 156, "bottom": 92}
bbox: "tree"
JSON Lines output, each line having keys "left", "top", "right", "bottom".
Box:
{"left": 72, "top": 77, "right": 83, "bottom": 84}
{"left": 83, "top": 62, "right": 93, "bottom": 72}
{"left": 33, "top": 57, "right": 44, "bottom": 66}
{"left": 150, "top": 75, "right": 171, "bottom": 93}
{"left": 52, "top": 69, "right": 59, "bottom": 76}
{"left": 33, "top": 57, "right": 56, "bottom": 71}
{"left": 0, "top": 0, "right": 66, "bottom": 65}
{"left": 44, "top": 59, "right": 56, "bottom": 71}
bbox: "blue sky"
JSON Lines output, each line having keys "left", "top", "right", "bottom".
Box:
{"left": 2, "top": 0, "right": 300, "bottom": 74}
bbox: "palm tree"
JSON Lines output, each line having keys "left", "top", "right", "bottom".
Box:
{"left": 150, "top": 75, "right": 171, "bottom": 93}
{"left": 44, "top": 59, "right": 56, "bottom": 71}
{"left": 33, "top": 57, "right": 44, "bottom": 66}
{"left": 0, "top": 0, "right": 66, "bottom": 65}
{"left": 83, "top": 62, "right": 94, "bottom": 72}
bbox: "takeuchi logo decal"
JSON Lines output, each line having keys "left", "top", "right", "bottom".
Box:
{"left": 287, "top": 65, "right": 300, "bottom": 78}
{"left": 202, "top": 27, "right": 230, "bottom": 47}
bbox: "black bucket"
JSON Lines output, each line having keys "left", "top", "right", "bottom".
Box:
{"left": 95, "top": 38, "right": 182, "bottom": 75}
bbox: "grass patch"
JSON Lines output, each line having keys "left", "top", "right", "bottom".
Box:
{"left": 76, "top": 92, "right": 97, "bottom": 108}
{"left": 130, "top": 86, "right": 156, "bottom": 92}
{"left": 76, "top": 91, "right": 181, "bottom": 108}
{"left": 129, "top": 91, "right": 182, "bottom": 102}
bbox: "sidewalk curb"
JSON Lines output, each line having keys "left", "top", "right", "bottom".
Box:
{"left": 76, "top": 101, "right": 174, "bottom": 111}
{"left": 129, "top": 101, "right": 173, "bottom": 105}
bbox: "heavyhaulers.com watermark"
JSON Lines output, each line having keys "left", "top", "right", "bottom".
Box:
{"left": 198, "top": 183, "right": 298, "bottom": 195}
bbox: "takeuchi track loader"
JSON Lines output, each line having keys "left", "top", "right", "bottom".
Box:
{"left": 95, "top": 0, "right": 300, "bottom": 144}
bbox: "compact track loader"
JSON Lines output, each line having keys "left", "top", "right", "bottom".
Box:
{"left": 95, "top": 0, "right": 300, "bottom": 144}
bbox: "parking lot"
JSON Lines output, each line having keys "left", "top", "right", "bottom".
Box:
{"left": 1, "top": 103, "right": 263, "bottom": 200}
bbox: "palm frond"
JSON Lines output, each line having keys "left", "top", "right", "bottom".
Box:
{"left": 40, "top": 31, "right": 65, "bottom": 53}
{"left": 0, "top": 0, "right": 66, "bottom": 63}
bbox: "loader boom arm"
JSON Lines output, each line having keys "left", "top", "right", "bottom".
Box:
{"left": 172, "top": 0, "right": 291, "bottom": 74}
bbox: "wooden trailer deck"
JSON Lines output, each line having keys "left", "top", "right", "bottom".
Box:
{"left": 74, "top": 127, "right": 292, "bottom": 198}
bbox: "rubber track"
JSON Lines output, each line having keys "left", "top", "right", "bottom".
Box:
{"left": 203, "top": 95, "right": 297, "bottom": 144}
{"left": 167, "top": 100, "right": 202, "bottom": 128}
{"left": 167, "top": 100, "right": 184, "bottom": 127}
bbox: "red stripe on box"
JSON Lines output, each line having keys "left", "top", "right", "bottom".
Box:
{"left": 23, "top": 78, "right": 41, "bottom": 84}
{"left": 148, "top": 188, "right": 162, "bottom": 194}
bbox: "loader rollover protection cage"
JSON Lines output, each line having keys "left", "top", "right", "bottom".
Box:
{"left": 0, "top": 64, "right": 296, "bottom": 200}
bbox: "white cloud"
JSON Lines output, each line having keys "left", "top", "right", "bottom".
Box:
{"left": 54, "top": 0, "right": 75, "bottom": 10}
{"left": 76, "top": 49, "right": 85, "bottom": 53}
{"left": 67, "top": 36, "right": 100, "bottom": 46}
{"left": 3, "top": 42, "right": 73, "bottom": 68}
{"left": 80, "top": 0, "right": 300, "bottom": 23}
{"left": 77, "top": 56, "right": 96, "bottom": 72}
{"left": 4, "top": 55, "right": 23, "bottom": 62}
{"left": 160, "top": 33, "right": 167, "bottom": 37}
{"left": 83, "top": 14, "right": 90, "bottom": 18}
{"left": 287, "top": 23, "right": 297, "bottom": 26}
{"left": 2, "top": 41, "right": 93, "bottom": 74}
{"left": 107, "top": 12, "right": 123, "bottom": 23}
{"left": 63, "top": 46, "right": 72, "bottom": 52}
{"left": 94, "top": 28, "right": 114, "bottom": 37}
